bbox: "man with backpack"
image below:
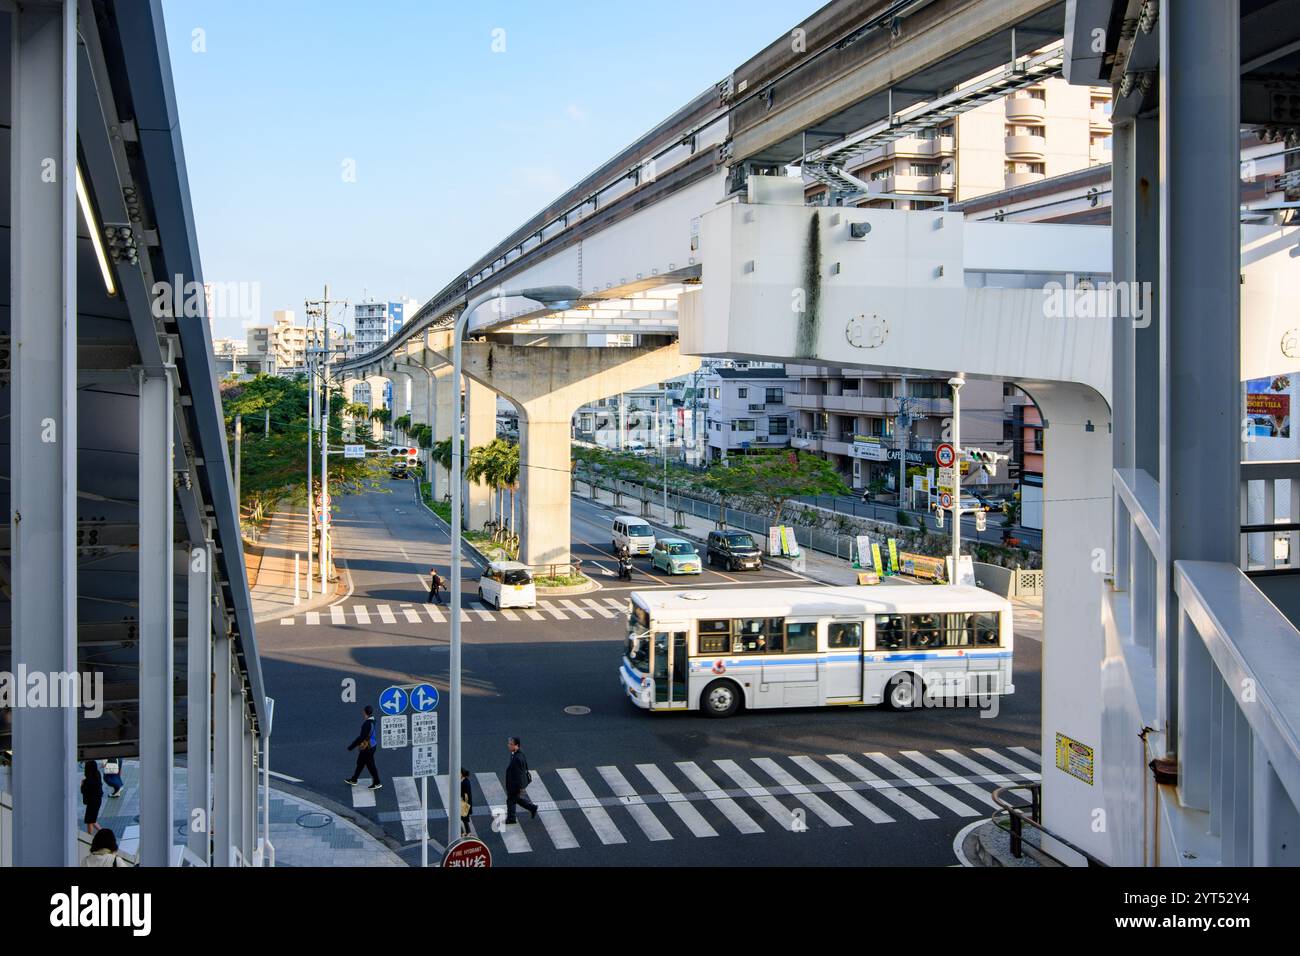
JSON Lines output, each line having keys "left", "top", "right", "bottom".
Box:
{"left": 345, "top": 704, "right": 383, "bottom": 791}
{"left": 503, "top": 736, "right": 537, "bottom": 824}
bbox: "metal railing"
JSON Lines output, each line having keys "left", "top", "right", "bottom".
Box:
{"left": 991, "top": 783, "right": 1108, "bottom": 867}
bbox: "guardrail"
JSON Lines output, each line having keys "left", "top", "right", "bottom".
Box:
{"left": 991, "top": 782, "right": 1108, "bottom": 867}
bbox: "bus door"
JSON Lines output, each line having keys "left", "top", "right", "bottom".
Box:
{"left": 760, "top": 619, "right": 820, "bottom": 707}
{"left": 822, "top": 619, "right": 865, "bottom": 702}
{"left": 652, "top": 626, "right": 690, "bottom": 709}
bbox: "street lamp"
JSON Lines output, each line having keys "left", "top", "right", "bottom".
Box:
{"left": 948, "top": 375, "right": 965, "bottom": 582}
{"left": 447, "top": 284, "right": 579, "bottom": 849}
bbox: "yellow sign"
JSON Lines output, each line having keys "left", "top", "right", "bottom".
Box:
{"left": 887, "top": 539, "right": 900, "bottom": 573}
{"left": 871, "top": 543, "right": 884, "bottom": 576}
{"left": 1055, "top": 732, "right": 1095, "bottom": 786}
{"left": 899, "top": 551, "right": 946, "bottom": 581}
{"left": 856, "top": 571, "right": 880, "bottom": 585}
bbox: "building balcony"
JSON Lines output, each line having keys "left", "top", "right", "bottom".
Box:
{"left": 883, "top": 135, "right": 955, "bottom": 158}
{"left": 1090, "top": 107, "right": 1112, "bottom": 130}
{"left": 1090, "top": 142, "right": 1110, "bottom": 164}
{"left": 867, "top": 173, "right": 954, "bottom": 195}
{"left": 788, "top": 392, "right": 824, "bottom": 410}
{"left": 1004, "top": 170, "right": 1046, "bottom": 189}
{"left": 1004, "top": 134, "right": 1047, "bottom": 160}
{"left": 1005, "top": 93, "right": 1047, "bottom": 123}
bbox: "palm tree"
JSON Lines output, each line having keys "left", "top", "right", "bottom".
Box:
{"left": 467, "top": 438, "right": 519, "bottom": 533}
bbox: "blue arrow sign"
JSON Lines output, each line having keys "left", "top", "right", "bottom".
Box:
{"left": 379, "top": 686, "right": 408, "bottom": 715}
{"left": 410, "top": 683, "right": 439, "bottom": 713}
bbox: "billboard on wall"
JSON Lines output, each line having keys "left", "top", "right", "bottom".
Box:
{"left": 1246, "top": 375, "right": 1292, "bottom": 438}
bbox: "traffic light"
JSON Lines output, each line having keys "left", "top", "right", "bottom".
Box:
{"left": 966, "top": 446, "right": 1006, "bottom": 476}
{"left": 975, "top": 510, "right": 987, "bottom": 532}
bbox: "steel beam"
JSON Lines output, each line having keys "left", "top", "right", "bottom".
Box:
{"left": 186, "top": 539, "right": 213, "bottom": 864}
{"left": 10, "top": 0, "right": 79, "bottom": 868}
{"left": 138, "top": 367, "right": 176, "bottom": 866}
{"left": 212, "top": 630, "right": 233, "bottom": 866}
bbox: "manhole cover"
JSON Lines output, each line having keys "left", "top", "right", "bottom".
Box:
{"left": 564, "top": 705, "right": 592, "bottom": 716}
{"left": 296, "top": 812, "right": 332, "bottom": 829}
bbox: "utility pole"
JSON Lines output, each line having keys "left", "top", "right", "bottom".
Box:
{"left": 949, "top": 375, "right": 965, "bottom": 581}
{"left": 306, "top": 316, "right": 315, "bottom": 596}
{"left": 234, "top": 415, "right": 242, "bottom": 516}
{"left": 896, "top": 374, "right": 909, "bottom": 509}
{"left": 305, "top": 284, "right": 348, "bottom": 591}
{"left": 264, "top": 407, "right": 270, "bottom": 438}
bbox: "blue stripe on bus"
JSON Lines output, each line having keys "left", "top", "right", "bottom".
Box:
{"left": 687, "top": 651, "right": 1011, "bottom": 670}
{"left": 621, "top": 661, "right": 643, "bottom": 685}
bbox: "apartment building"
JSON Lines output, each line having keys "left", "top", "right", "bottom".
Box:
{"left": 807, "top": 77, "right": 1111, "bottom": 208}
{"left": 701, "top": 366, "right": 794, "bottom": 461}
{"left": 352, "top": 298, "right": 420, "bottom": 355}
{"left": 787, "top": 367, "right": 1011, "bottom": 500}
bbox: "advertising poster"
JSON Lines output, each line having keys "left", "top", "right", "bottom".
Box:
{"left": 1246, "top": 375, "right": 1291, "bottom": 438}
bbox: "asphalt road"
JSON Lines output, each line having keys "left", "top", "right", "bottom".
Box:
{"left": 259, "top": 478, "right": 1042, "bottom": 867}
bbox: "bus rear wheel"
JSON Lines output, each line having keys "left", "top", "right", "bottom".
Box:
{"left": 884, "top": 673, "right": 922, "bottom": 711}
{"left": 701, "top": 680, "right": 741, "bottom": 718}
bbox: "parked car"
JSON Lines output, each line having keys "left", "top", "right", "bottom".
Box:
{"left": 706, "top": 530, "right": 763, "bottom": 571}
{"left": 973, "top": 491, "right": 1007, "bottom": 512}
{"left": 651, "top": 538, "right": 702, "bottom": 575}
{"left": 478, "top": 560, "right": 536, "bottom": 610}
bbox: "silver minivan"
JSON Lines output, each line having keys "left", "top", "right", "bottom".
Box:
{"left": 612, "top": 515, "right": 656, "bottom": 555}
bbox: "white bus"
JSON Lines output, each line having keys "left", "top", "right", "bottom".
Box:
{"left": 619, "top": 585, "right": 1013, "bottom": 717}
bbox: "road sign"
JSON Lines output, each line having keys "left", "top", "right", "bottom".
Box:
{"left": 410, "top": 683, "right": 439, "bottom": 713}
{"left": 412, "top": 743, "right": 437, "bottom": 777}
{"left": 939, "top": 491, "right": 953, "bottom": 509}
{"left": 937, "top": 466, "right": 955, "bottom": 490}
{"left": 344, "top": 444, "right": 365, "bottom": 459}
{"left": 379, "top": 686, "right": 408, "bottom": 715}
{"left": 442, "top": 837, "right": 492, "bottom": 868}
{"left": 411, "top": 712, "right": 438, "bottom": 746}
{"left": 381, "top": 714, "right": 408, "bottom": 749}
{"left": 936, "top": 443, "right": 956, "bottom": 468}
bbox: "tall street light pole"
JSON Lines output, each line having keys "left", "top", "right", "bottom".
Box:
{"left": 447, "top": 284, "right": 579, "bottom": 848}
{"left": 949, "top": 375, "right": 965, "bottom": 580}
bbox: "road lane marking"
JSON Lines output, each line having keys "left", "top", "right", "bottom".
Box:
{"left": 424, "top": 605, "right": 444, "bottom": 624}
{"left": 676, "top": 761, "right": 762, "bottom": 835}
{"left": 582, "top": 598, "right": 617, "bottom": 618}
{"left": 377, "top": 605, "right": 396, "bottom": 625}
{"left": 305, "top": 612, "right": 320, "bottom": 626}
{"left": 903, "top": 750, "right": 1001, "bottom": 809}
{"left": 635, "top": 764, "right": 716, "bottom": 838}
{"left": 973, "top": 747, "right": 1040, "bottom": 777}
{"left": 602, "top": 598, "right": 625, "bottom": 610}
{"left": 597, "top": 766, "right": 671, "bottom": 842}
{"left": 474, "top": 773, "right": 530, "bottom": 853}
{"left": 523, "top": 608, "right": 545, "bottom": 621}
{"left": 354, "top": 606, "right": 371, "bottom": 625}
{"left": 350, "top": 784, "right": 376, "bottom": 809}
{"left": 522, "top": 772, "right": 579, "bottom": 850}
{"left": 557, "top": 768, "right": 626, "bottom": 845}
{"left": 401, "top": 606, "right": 422, "bottom": 624}
{"left": 280, "top": 618, "right": 293, "bottom": 625}
{"left": 863, "top": 752, "right": 981, "bottom": 817}
{"left": 826, "top": 754, "right": 937, "bottom": 820}
{"left": 330, "top": 605, "right": 345, "bottom": 625}
{"left": 393, "top": 776, "right": 426, "bottom": 842}
{"left": 1010, "top": 746, "right": 1041, "bottom": 765}
{"left": 788, "top": 756, "right": 894, "bottom": 824}
{"left": 713, "top": 759, "right": 801, "bottom": 831}
{"left": 559, "top": 599, "right": 592, "bottom": 620}
{"left": 538, "top": 602, "right": 568, "bottom": 620}
{"left": 750, "top": 757, "right": 853, "bottom": 827}
{"left": 501, "top": 609, "right": 520, "bottom": 621}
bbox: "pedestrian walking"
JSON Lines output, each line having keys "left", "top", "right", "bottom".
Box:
{"left": 103, "top": 758, "right": 124, "bottom": 798}
{"left": 427, "top": 568, "right": 443, "bottom": 604}
{"left": 81, "top": 828, "right": 129, "bottom": 867}
{"left": 459, "top": 768, "right": 473, "bottom": 836}
{"left": 81, "top": 760, "right": 103, "bottom": 835}
{"left": 344, "top": 704, "right": 383, "bottom": 791}
{"left": 503, "top": 736, "right": 537, "bottom": 824}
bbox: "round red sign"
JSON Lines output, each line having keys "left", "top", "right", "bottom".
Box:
{"left": 936, "top": 443, "right": 956, "bottom": 468}
{"left": 442, "top": 837, "right": 492, "bottom": 868}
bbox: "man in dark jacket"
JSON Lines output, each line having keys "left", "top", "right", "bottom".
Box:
{"left": 345, "top": 704, "right": 383, "bottom": 790}
{"left": 503, "top": 736, "right": 537, "bottom": 824}
{"left": 427, "top": 568, "right": 443, "bottom": 604}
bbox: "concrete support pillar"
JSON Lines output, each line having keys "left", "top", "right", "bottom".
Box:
{"left": 10, "top": 0, "right": 79, "bottom": 867}
{"left": 457, "top": 341, "right": 698, "bottom": 565}
{"left": 465, "top": 379, "right": 496, "bottom": 530}
{"left": 138, "top": 367, "right": 175, "bottom": 867}
{"left": 186, "top": 539, "right": 213, "bottom": 864}
{"left": 212, "top": 629, "right": 233, "bottom": 867}
{"left": 1156, "top": 0, "right": 1240, "bottom": 748}
{"left": 432, "top": 366, "right": 454, "bottom": 499}
{"left": 364, "top": 375, "right": 388, "bottom": 442}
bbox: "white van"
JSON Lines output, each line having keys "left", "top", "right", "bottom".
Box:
{"left": 478, "top": 561, "right": 536, "bottom": 609}
{"left": 612, "top": 515, "right": 656, "bottom": 556}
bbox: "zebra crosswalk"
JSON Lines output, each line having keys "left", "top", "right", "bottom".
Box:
{"left": 364, "top": 746, "right": 1040, "bottom": 855}
{"left": 281, "top": 596, "right": 626, "bottom": 627}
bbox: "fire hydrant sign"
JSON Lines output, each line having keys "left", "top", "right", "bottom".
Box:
{"left": 381, "top": 715, "right": 408, "bottom": 749}
{"left": 442, "top": 837, "right": 492, "bottom": 868}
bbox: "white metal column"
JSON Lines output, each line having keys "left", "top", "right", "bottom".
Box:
{"left": 229, "top": 687, "right": 245, "bottom": 865}
{"left": 1156, "top": 0, "right": 1241, "bottom": 749}
{"left": 10, "top": 0, "right": 78, "bottom": 868}
{"left": 212, "top": 629, "right": 233, "bottom": 866}
{"left": 242, "top": 720, "right": 255, "bottom": 862}
{"left": 186, "top": 539, "right": 213, "bottom": 864}
{"left": 138, "top": 368, "right": 176, "bottom": 866}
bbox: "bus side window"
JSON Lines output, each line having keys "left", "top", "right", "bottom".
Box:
{"left": 699, "top": 619, "right": 730, "bottom": 655}
{"left": 784, "top": 621, "right": 816, "bottom": 653}
{"left": 907, "top": 613, "right": 942, "bottom": 649}
{"left": 828, "top": 622, "right": 862, "bottom": 649}
{"left": 973, "top": 612, "right": 1000, "bottom": 646}
{"left": 875, "top": 614, "right": 905, "bottom": 650}
{"left": 941, "top": 613, "right": 973, "bottom": 647}
{"left": 733, "top": 618, "right": 765, "bottom": 654}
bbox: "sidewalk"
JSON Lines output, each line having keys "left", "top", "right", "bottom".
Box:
{"left": 93, "top": 761, "right": 404, "bottom": 867}
{"left": 249, "top": 504, "right": 347, "bottom": 623}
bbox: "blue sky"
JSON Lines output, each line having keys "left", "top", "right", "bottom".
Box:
{"left": 160, "top": 0, "right": 825, "bottom": 339}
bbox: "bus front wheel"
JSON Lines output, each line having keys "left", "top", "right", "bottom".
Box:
{"left": 702, "top": 680, "right": 741, "bottom": 718}
{"left": 884, "top": 673, "right": 922, "bottom": 711}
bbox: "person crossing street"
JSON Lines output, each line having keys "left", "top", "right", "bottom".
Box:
{"left": 427, "top": 568, "right": 444, "bottom": 604}
{"left": 503, "top": 736, "right": 537, "bottom": 824}
{"left": 344, "top": 704, "right": 383, "bottom": 791}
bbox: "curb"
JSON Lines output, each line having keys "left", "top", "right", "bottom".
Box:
{"left": 536, "top": 578, "right": 600, "bottom": 596}
{"left": 269, "top": 778, "right": 411, "bottom": 865}
{"left": 413, "top": 481, "right": 491, "bottom": 572}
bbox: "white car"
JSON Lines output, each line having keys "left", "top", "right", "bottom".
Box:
{"left": 612, "top": 515, "right": 656, "bottom": 555}
{"left": 478, "top": 560, "right": 536, "bottom": 609}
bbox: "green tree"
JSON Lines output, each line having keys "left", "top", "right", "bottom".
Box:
{"left": 703, "top": 450, "right": 849, "bottom": 526}
{"left": 369, "top": 407, "right": 392, "bottom": 425}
